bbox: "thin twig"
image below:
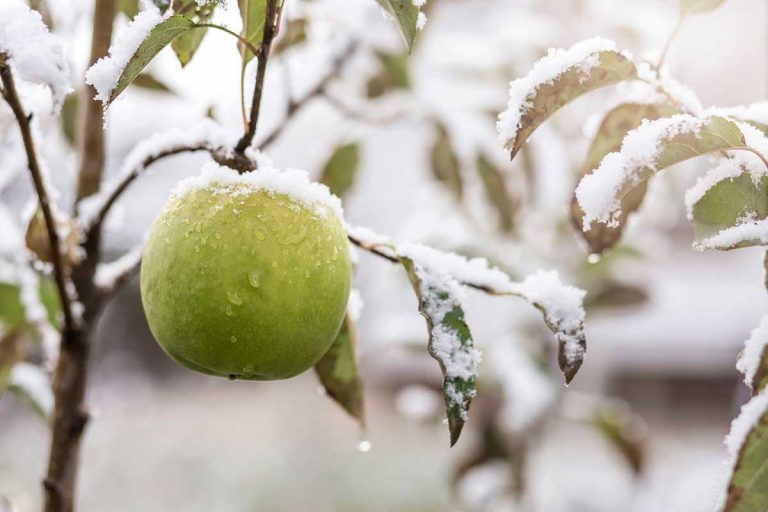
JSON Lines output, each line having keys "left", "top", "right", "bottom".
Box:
{"left": 234, "top": 0, "right": 279, "bottom": 154}
{"left": 257, "top": 42, "right": 357, "bottom": 150}
{"left": 655, "top": 17, "right": 683, "bottom": 73}
{"left": 0, "top": 55, "right": 76, "bottom": 331}
{"left": 86, "top": 144, "right": 218, "bottom": 236}
{"left": 346, "top": 234, "right": 501, "bottom": 296}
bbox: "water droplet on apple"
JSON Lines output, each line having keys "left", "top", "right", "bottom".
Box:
{"left": 356, "top": 440, "right": 372, "bottom": 453}
{"left": 227, "top": 291, "right": 243, "bottom": 305}
{"left": 230, "top": 336, "right": 237, "bottom": 343}
{"left": 248, "top": 271, "right": 261, "bottom": 288}
{"left": 587, "top": 253, "right": 601, "bottom": 264}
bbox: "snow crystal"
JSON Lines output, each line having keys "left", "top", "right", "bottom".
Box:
{"left": 172, "top": 162, "right": 345, "bottom": 221}
{"left": 636, "top": 63, "right": 703, "bottom": 115}
{"left": 0, "top": 0, "right": 71, "bottom": 107}
{"left": 708, "top": 102, "right": 768, "bottom": 126}
{"left": 78, "top": 120, "right": 234, "bottom": 228}
{"left": 507, "top": 270, "right": 587, "bottom": 367}
{"left": 94, "top": 243, "right": 144, "bottom": 290}
{"left": 346, "top": 224, "right": 394, "bottom": 248}
{"left": 9, "top": 362, "right": 53, "bottom": 416}
{"left": 416, "top": 12, "right": 427, "bottom": 31}
{"left": 693, "top": 214, "right": 768, "bottom": 251}
{"left": 347, "top": 288, "right": 364, "bottom": 322}
{"left": 576, "top": 114, "right": 705, "bottom": 227}
{"left": 412, "top": 0, "right": 427, "bottom": 6}
{"left": 85, "top": 7, "right": 167, "bottom": 104}
{"left": 497, "top": 37, "right": 621, "bottom": 147}
{"left": 736, "top": 315, "right": 768, "bottom": 391}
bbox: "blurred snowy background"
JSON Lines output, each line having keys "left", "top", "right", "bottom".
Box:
{"left": 1, "top": 0, "right": 767, "bottom": 510}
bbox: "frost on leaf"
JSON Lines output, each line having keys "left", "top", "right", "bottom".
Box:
{"left": 570, "top": 102, "right": 677, "bottom": 254}
{"left": 576, "top": 115, "right": 747, "bottom": 229}
{"left": 86, "top": 10, "right": 195, "bottom": 106}
{"left": 314, "top": 314, "right": 365, "bottom": 424}
{"left": 720, "top": 388, "right": 768, "bottom": 512}
{"left": 0, "top": 0, "right": 71, "bottom": 108}
{"left": 497, "top": 38, "right": 637, "bottom": 159}
{"left": 736, "top": 315, "right": 768, "bottom": 396}
{"left": 400, "top": 256, "right": 479, "bottom": 446}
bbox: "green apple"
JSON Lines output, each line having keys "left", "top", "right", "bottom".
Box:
{"left": 140, "top": 171, "right": 352, "bottom": 380}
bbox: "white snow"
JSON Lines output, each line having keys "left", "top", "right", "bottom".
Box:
{"left": 636, "top": 63, "right": 703, "bottom": 115}
{"left": 0, "top": 0, "right": 71, "bottom": 108}
{"left": 347, "top": 289, "right": 364, "bottom": 322}
{"left": 94, "top": 244, "right": 144, "bottom": 290}
{"left": 9, "top": 362, "right": 53, "bottom": 417}
{"left": 709, "top": 102, "right": 768, "bottom": 126}
{"left": 78, "top": 120, "right": 234, "bottom": 228}
{"left": 85, "top": 7, "right": 167, "bottom": 104}
{"left": 576, "top": 114, "right": 705, "bottom": 228}
{"left": 736, "top": 314, "right": 768, "bottom": 391}
{"left": 497, "top": 37, "right": 622, "bottom": 148}
{"left": 719, "top": 388, "right": 768, "bottom": 509}
{"left": 172, "top": 162, "right": 345, "bottom": 221}
{"left": 693, "top": 213, "right": 768, "bottom": 251}
{"left": 507, "top": 270, "right": 587, "bottom": 367}
{"left": 346, "top": 224, "right": 394, "bottom": 248}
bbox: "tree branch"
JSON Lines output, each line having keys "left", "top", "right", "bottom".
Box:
{"left": 73, "top": 0, "right": 116, "bottom": 206}
{"left": 256, "top": 41, "right": 357, "bottom": 150}
{"left": 0, "top": 55, "right": 76, "bottom": 332}
{"left": 233, "top": 0, "right": 279, "bottom": 154}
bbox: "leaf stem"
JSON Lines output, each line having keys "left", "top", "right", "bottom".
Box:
{"left": 0, "top": 54, "right": 76, "bottom": 332}
{"left": 194, "top": 23, "right": 260, "bottom": 56}
{"left": 233, "top": 0, "right": 279, "bottom": 154}
{"left": 655, "top": 17, "right": 683, "bottom": 73}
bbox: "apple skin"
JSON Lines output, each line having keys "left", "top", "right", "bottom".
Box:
{"left": 140, "top": 181, "right": 351, "bottom": 380}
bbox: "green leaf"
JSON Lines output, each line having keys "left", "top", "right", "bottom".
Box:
{"left": 400, "top": 257, "right": 478, "bottom": 446}
{"left": 366, "top": 51, "right": 410, "bottom": 99}
{"left": 0, "top": 278, "right": 60, "bottom": 331}
{"left": 0, "top": 331, "right": 25, "bottom": 395}
{"left": 570, "top": 102, "right": 677, "bottom": 254}
{"left": 476, "top": 153, "right": 516, "bottom": 233}
{"left": 60, "top": 93, "right": 78, "bottom": 146}
{"left": 593, "top": 403, "right": 646, "bottom": 475}
{"left": 109, "top": 15, "right": 196, "bottom": 105}
{"left": 577, "top": 115, "right": 750, "bottom": 227}
{"left": 272, "top": 18, "right": 308, "bottom": 55}
{"left": 132, "top": 72, "right": 174, "bottom": 92}
{"left": 6, "top": 362, "right": 52, "bottom": 421}
{"left": 172, "top": 1, "right": 216, "bottom": 67}
{"left": 319, "top": 143, "right": 360, "bottom": 197}
{"left": 314, "top": 315, "right": 365, "bottom": 424}
{"left": 691, "top": 172, "right": 768, "bottom": 250}
{"left": 375, "top": 0, "right": 422, "bottom": 53}
{"left": 680, "top": 0, "right": 726, "bottom": 16}
{"left": 503, "top": 50, "right": 637, "bottom": 159}
{"left": 722, "top": 392, "right": 768, "bottom": 512}
{"left": 429, "top": 122, "right": 462, "bottom": 200}
{"left": 117, "top": 0, "right": 139, "bottom": 18}
{"left": 237, "top": 0, "right": 272, "bottom": 63}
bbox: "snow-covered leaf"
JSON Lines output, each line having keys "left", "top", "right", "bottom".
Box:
{"left": 319, "top": 143, "right": 360, "bottom": 198}
{"left": 690, "top": 172, "right": 768, "bottom": 250}
{"left": 476, "top": 153, "right": 516, "bottom": 233}
{"left": 721, "top": 389, "right": 768, "bottom": 512}
{"left": 680, "top": 0, "right": 726, "bottom": 16}
{"left": 172, "top": 2, "right": 216, "bottom": 67}
{"left": 86, "top": 12, "right": 195, "bottom": 106}
{"left": 498, "top": 38, "right": 637, "bottom": 159}
{"left": 7, "top": 362, "right": 52, "bottom": 421}
{"left": 737, "top": 315, "right": 768, "bottom": 396}
{"left": 375, "top": 0, "right": 423, "bottom": 53}
{"left": 401, "top": 256, "right": 479, "bottom": 446}
{"left": 430, "top": 122, "right": 462, "bottom": 201}
{"left": 314, "top": 314, "right": 365, "bottom": 424}
{"left": 576, "top": 115, "right": 748, "bottom": 228}
{"left": 571, "top": 102, "right": 676, "bottom": 253}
